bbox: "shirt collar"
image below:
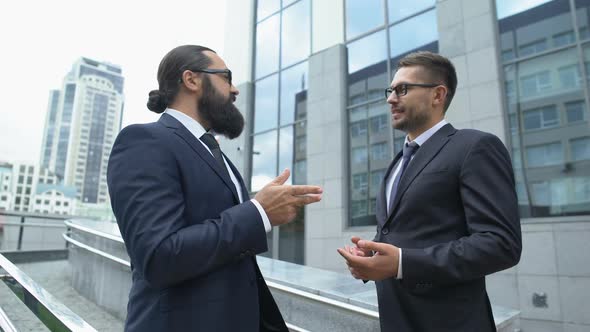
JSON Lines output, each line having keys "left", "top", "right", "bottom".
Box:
{"left": 405, "top": 119, "right": 448, "bottom": 147}
{"left": 164, "top": 108, "right": 208, "bottom": 140}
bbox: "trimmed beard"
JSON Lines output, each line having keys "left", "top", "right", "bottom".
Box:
{"left": 198, "top": 77, "right": 245, "bottom": 139}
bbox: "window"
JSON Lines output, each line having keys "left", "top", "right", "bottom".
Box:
{"left": 352, "top": 173, "right": 368, "bottom": 191}
{"left": 520, "top": 71, "right": 551, "bottom": 97}
{"left": 519, "top": 39, "right": 547, "bottom": 57}
{"left": 523, "top": 105, "right": 559, "bottom": 130}
{"left": 346, "top": 0, "right": 385, "bottom": 40}
{"left": 526, "top": 142, "right": 563, "bottom": 167}
{"left": 558, "top": 64, "right": 581, "bottom": 89}
{"left": 566, "top": 100, "right": 586, "bottom": 123}
{"left": 553, "top": 31, "right": 575, "bottom": 47}
{"left": 370, "top": 114, "right": 388, "bottom": 133}
{"left": 351, "top": 199, "right": 368, "bottom": 218}
{"left": 352, "top": 147, "right": 368, "bottom": 164}
{"left": 571, "top": 137, "right": 590, "bottom": 161}
{"left": 350, "top": 121, "right": 368, "bottom": 138}
{"left": 502, "top": 49, "right": 515, "bottom": 62}
{"left": 370, "top": 142, "right": 388, "bottom": 161}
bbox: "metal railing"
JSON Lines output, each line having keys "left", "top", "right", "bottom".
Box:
{"left": 63, "top": 219, "right": 379, "bottom": 331}
{"left": 0, "top": 253, "right": 97, "bottom": 332}
{"left": 0, "top": 211, "right": 70, "bottom": 251}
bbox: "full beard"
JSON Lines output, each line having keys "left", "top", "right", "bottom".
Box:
{"left": 198, "top": 78, "right": 245, "bottom": 139}
{"left": 393, "top": 106, "right": 430, "bottom": 134}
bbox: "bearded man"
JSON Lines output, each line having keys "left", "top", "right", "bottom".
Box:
{"left": 107, "top": 45, "right": 323, "bottom": 332}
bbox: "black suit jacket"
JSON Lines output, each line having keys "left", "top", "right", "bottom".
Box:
{"left": 107, "top": 113, "right": 287, "bottom": 332}
{"left": 373, "top": 124, "right": 521, "bottom": 331}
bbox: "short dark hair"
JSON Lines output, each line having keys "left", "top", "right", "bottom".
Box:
{"left": 147, "top": 45, "right": 215, "bottom": 113}
{"left": 397, "top": 51, "right": 457, "bottom": 112}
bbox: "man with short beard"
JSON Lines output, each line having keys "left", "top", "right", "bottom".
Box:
{"left": 338, "top": 51, "right": 521, "bottom": 331}
{"left": 107, "top": 45, "right": 323, "bottom": 332}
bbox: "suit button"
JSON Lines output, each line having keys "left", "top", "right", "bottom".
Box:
{"left": 381, "top": 227, "right": 389, "bottom": 235}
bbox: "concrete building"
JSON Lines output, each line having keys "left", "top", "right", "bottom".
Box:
{"left": 0, "top": 162, "right": 13, "bottom": 211}
{"left": 223, "top": 0, "right": 590, "bottom": 330}
{"left": 10, "top": 163, "right": 38, "bottom": 213}
{"left": 41, "top": 58, "right": 124, "bottom": 205}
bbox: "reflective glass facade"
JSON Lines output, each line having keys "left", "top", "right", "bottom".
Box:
{"left": 345, "top": 0, "right": 438, "bottom": 226}
{"left": 498, "top": 0, "right": 590, "bottom": 217}
{"left": 41, "top": 90, "right": 61, "bottom": 170}
{"left": 253, "top": 0, "right": 310, "bottom": 263}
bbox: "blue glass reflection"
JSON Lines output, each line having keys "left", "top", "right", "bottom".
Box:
{"left": 348, "top": 30, "right": 387, "bottom": 74}
{"left": 257, "top": 0, "right": 280, "bottom": 22}
{"left": 496, "top": 0, "right": 553, "bottom": 19}
{"left": 254, "top": 74, "right": 279, "bottom": 133}
{"left": 278, "top": 126, "right": 294, "bottom": 185}
{"left": 389, "top": 9, "right": 438, "bottom": 58}
{"left": 346, "top": 0, "right": 385, "bottom": 40}
{"left": 388, "top": 0, "right": 435, "bottom": 23}
{"left": 252, "top": 130, "right": 278, "bottom": 192}
{"left": 256, "top": 14, "right": 280, "bottom": 79}
{"left": 280, "top": 62, "right": 308, "bottom": 125}
{"left": 281, "top": 0, "right": 310, "bottom": 68}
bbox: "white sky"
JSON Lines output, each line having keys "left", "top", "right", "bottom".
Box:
{"left": 0, "top": 0, "right": 227, "bottom": 164}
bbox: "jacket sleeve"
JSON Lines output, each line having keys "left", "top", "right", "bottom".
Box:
{"left": 107, "top": 125, "right": 267, "bottom": 289}
{"left": 402, "top": 134, "right": 522, "bottom": 284}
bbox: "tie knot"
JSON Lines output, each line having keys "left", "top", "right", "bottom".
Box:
{"left": 200, "top": 133, "right": 220, "bottom": 150}
{"left": 403, "top": 141, "right": 419, "bottom": 158}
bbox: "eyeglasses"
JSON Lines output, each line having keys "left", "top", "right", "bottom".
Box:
{"left": 180, "top": 68, "right": 233, "bottom": 86}
{"left": 385, "top": 83, "right": 440, "bottom": 99}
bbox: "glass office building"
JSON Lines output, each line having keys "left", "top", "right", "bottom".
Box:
{"left": 224, "top": 1, "right": 590, "bottom": 329}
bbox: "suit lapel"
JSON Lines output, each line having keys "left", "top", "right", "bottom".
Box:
{"left": 386, "top": 124, "right": 457, "bottom": 223}
{"left": 159, "top": 114, "right": 241, "bottom": 203}
{"left": 377, "top": 151, "right": 402, "bottom": 226}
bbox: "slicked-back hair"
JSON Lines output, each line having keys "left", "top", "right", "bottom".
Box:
{"left": 397, "top": 51, "right": 457, "bottom": 112}
{"left": 147, "top": 45, "right": 215, "bottom": 113}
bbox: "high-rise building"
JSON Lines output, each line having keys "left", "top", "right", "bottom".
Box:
{"left": 41, "top": 58, "right": 124, "bottom": 204}
{"left": 223, "top": 0, "right": 590, "bottom": 330}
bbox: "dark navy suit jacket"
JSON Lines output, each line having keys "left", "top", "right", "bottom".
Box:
{"left": 107, "top": 113, "right": 287, "bottom": 332}
{"left": 373, "top": 124, "right": 522, "bottom": 331}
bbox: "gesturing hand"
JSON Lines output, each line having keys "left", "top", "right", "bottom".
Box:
{"left": 254, "top": 169, "right": 323, "bottom": 226}
{"left": 337, "top": 238, "right": 400, "bottom": 281}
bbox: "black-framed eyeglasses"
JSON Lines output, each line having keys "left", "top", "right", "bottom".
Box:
{"left": 180, "top": 68, "right": 232, "bottom": 86}
{"left": 385, "top": 83, "right": 440, "bottom": 99}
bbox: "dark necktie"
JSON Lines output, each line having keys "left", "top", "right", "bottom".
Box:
{"left": 200, "top": 133, "right": 230, "bottom": 179}
{"left": 389, "top": 141, "right": 419, "bottom": 213}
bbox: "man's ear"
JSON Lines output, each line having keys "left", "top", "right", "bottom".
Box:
{"left": 180, "top": 70, "right": 202, "bottom": 93}
{"left": 433, "top": 85, "right": 448, "bottom": 108}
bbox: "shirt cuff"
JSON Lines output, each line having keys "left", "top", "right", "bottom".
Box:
{"left": 397, "top": 248, "right": 403, "bottom": 279}
{"left": 250, "top": 199, "right": 272, "bottom": 233}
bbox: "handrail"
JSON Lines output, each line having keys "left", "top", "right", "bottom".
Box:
{"left": 1, "top": 221, "right": 65, "bottom": 228}
{"left": 0, "top": 253, "right": 97, "bottom": 332}
{"left": 0, "top": 210, "right": 73, "bottom": 221}
{"left": 64, "top": 220, "right": 124, "bottom": 243}
{"left": 266, "top": 281, "right": 379, "bottom": 319}
{"left": 0, "top": 303, "right": 18, "bottom": 332}
{"left": 63, "top": 225, "right": 380, "bottom": 319}
{"left": 62, "top": 233, "right": 130, "bottom": 267}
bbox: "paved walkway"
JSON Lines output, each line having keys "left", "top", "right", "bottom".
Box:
{"left": 1, "top": 260, "right": 124, "bottom": 331}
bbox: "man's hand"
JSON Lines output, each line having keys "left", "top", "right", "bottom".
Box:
{"left": 337, "top": 238, "right": 400, "bottom": 281}
{"left": 254, "top": 169, "right": 323, "bottom": 226}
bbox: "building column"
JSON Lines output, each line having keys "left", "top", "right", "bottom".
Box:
{"left": 437, "top": 0, "right": 509, "bottom": 145}
{"left": 305, "top": 44, "right": 349, "bottom": 269}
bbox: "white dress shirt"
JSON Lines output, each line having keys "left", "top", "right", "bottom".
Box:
{"left": 385, "top": 119, "right": 448, "bottom": 278}
{"left": 164, "top": 108, "right": 272, "bottom": 233}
